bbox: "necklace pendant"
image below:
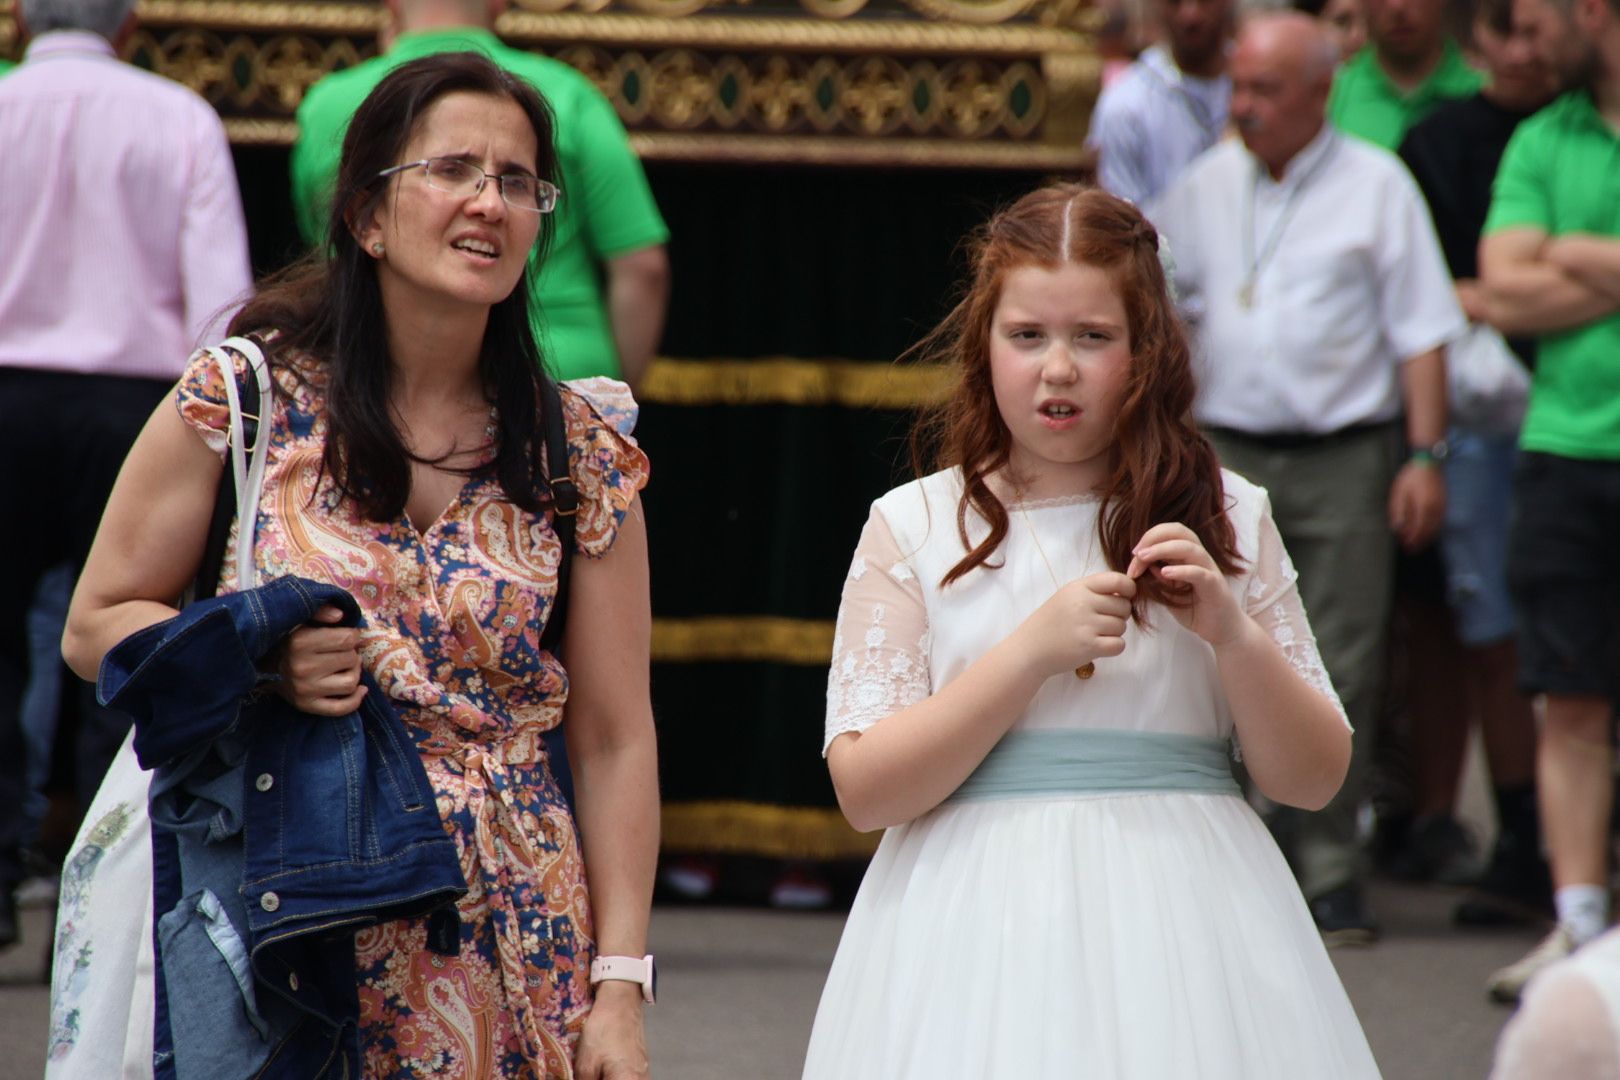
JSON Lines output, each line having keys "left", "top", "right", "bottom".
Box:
{"left": 1237, "top": 282, "right": 1255, "bottom": 309}
{"left": 1075, "top": 662, "right": 1095, "bottom": 680}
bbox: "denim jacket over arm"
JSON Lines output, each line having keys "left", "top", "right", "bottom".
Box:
{"left": 100, "top": 575, "right": 466, "bottom": 1080}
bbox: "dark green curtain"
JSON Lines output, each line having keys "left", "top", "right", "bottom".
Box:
{"left": 643, "top": 164, "right": 1057, "bottom": 853}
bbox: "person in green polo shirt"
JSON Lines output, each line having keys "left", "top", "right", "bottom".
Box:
{"left": 1475, "top": 0, "right": 1620, "bottom": 1005}
{"left": 291, "top": 0, "right": 670, "bottom": 385}
{"left": 1328, "top": 0, "right": 1484, "bottom": 148}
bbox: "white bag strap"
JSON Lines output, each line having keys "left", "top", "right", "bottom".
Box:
{"left": 204, "top": 336, "right": 272, "bottom": 592}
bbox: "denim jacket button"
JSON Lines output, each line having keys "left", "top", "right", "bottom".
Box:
{"left": 260, "top": 891, "right": 281, "bottom": 912}
{"left": 255, "top": 773, "right": 274, "bottom": 792}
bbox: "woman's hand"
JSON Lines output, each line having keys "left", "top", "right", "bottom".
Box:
{"left": 1128, "top": 523, "right": 1245, "bottom": 648}
{"left": 1013, "top": 571, "right": 1136, "bottom": 679}
{"left": 575, "top": 981, "right": 651, "bottom": 1079}
{"left": 273, "top": 604, "right": 367, "bottom": 715}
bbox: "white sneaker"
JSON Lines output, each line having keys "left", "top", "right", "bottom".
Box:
{"left": 1486, "top": 925, "right": 1577, "bottom": 1004}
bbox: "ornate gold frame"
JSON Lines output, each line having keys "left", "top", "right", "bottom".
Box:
{"left": 1, "top": 0, "right": 1100, "bottom": 168}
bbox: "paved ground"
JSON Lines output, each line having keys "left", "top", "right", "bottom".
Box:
{"left": 0, "top": 878, "right": 1540, "bottom": 1079}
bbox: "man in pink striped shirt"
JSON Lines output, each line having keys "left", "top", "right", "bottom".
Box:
{"left": 0, "top": 0, "right": 251, "bottom": 946}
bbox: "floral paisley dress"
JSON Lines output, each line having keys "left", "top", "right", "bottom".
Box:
{"left": 176, "top": 344, "right": 648, "bottom": 1079}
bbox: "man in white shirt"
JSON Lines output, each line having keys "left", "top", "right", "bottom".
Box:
{"left": 1149, "top": 12, "right": 1459, "bottom": 945}
{"left": 1086, "top": 0, "right": 1234, "bottom": 205}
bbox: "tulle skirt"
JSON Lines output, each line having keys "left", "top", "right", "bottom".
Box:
{"left": 802, "top": 792, "right": 1381, "bottom": 1079}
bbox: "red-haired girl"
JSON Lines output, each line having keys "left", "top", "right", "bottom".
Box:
{"left": 802, "top": 186, "right": 1380, "bottom": 1078}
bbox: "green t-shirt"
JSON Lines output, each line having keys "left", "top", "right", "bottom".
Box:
{"left": 1484, "top": 90, "right": 1620, "bottom": 460}
{"left": 1328, "top": 40, "right": 1484, "bottom": 151}
{"left": 290, "top": 28, "right": 669, "bottom": 380}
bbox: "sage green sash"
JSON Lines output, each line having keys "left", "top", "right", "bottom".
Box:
{"left": 947, "top": 729, "right": 1240, "bottom": 803}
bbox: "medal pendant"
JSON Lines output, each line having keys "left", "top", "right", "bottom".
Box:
{"left": 1237, "top": 282, "right": 1255, "bottom": 309}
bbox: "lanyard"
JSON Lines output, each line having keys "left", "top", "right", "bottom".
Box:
{"left": 1238, "top": 133, "right": 1341, "bottom": 308}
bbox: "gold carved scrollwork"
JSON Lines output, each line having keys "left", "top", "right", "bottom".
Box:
{"left": 502, "top": 0, "right": 1083, "bottom": 26}
{"left": 72, "top": 0, "right": 1096, "bottom": 168}
{"left": 898, "top": 0, "right": 1035, "bottom": 25}
{"left": 648, "top": 50, "right": 715, "bottom": 129}
{"left": 841, "top": 56, "right": 909, "bottom": 136}
{"left": 796, "top": 0, "right": 872, "bottom": 19}
{"left": 123, "top": 27, "right": 372, "bottom": 118}
{"left": 259, "top": 34, "right": 338, "bottom": 111}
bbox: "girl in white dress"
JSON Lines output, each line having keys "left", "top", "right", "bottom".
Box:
{"left": 802, "top": 186, "right": 1381, "bottom": 1079}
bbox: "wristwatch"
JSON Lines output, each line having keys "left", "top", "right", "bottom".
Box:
{"left": 589, "top": 953, "right": 657, "bottom": 1004}
{"left": 1407, "top": 439, "right": 1450, "bottom": 466}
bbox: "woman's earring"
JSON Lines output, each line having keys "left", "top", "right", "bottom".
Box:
{"left": 371, "top": 242, "right": 385, "bottom": 256}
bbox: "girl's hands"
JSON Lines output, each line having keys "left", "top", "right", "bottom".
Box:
{"left": 1127, "top": 523, "right": 1245, "bottom": 648}
{"left": 1014, "top": 571, "right": 1137, "bottom": 679}
{"left": 273, "top": 604, "right": 367, "bottom": 715}
{"left": 575, "top": 981, "right": 651, "bottom": 1079}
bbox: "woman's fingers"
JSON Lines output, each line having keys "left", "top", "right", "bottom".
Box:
{"left": 276, "top": 615, "right": 365, "bottom": 715}
{"left": 290, "top": 626, "right": 362, "bottom": 655}
{"left": 294, "top": 684, "right": 368, "bottom": 717}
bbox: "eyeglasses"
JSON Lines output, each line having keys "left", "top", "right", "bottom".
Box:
{"left": 374, "top": 157, "right": 559, "bottom": 214}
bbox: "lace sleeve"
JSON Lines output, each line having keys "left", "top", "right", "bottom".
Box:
{"left": 1243, "top": 500, "right": 1350, "bottom": 730}
{"left": 824, "top": 506, "right": 930, "bottom": 755}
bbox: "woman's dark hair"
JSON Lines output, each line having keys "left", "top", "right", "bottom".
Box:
{"left": 909, "top": 184, "right": 1241, "bottom": 618}
{"left": 228, "top": 51, "right": 560, "bottom": 521}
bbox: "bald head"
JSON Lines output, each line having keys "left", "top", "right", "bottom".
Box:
{"left": 1229, "top": 13, "right": 1338, "bottom": 176}
{"left": 1239, "top": 12, "right": 1342, "bottom": 82}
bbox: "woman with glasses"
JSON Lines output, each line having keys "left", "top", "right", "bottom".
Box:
{"left": 61, "top": 53, "right": 657, "bottom": 1079}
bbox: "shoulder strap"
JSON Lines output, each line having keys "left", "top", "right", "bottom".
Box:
{"left": 537, "top": 376, "right": 578, "bottom": 655}
{"left": 193, "top": 336, "right": 271, "bottom": 602}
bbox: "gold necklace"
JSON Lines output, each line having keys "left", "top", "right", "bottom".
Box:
{"left": 1012, "top": 493, "right": 1097, "bottom": 680}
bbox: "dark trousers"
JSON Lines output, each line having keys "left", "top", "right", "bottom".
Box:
{"left": 0, "top": 368, "right": 173, "bottom": 886}
{"left": 1207, "top": 423, "right": 1401, "bottom": 899}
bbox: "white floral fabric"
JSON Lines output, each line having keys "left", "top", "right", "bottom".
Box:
{"left": 823, "top": 469, "right": 1347, "bottom": 755}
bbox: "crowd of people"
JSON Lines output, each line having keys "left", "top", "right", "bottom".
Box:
{"left": 0, "top": 0, "right": 1618, "bottom": 1072}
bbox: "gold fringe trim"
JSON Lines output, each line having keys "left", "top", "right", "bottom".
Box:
{"left": 651, "top": 616, "right": 835, "bottom": 665}
{"left": 639, "top": 357, "right": 953, "bottom": 409}
{"left": 627, "top": 132, "right": 1090, "bottom": 170}
{"left": 662, "top": 800, "right": 880, "bottom": 860}
{"left": 498, "top": 10, "right": 1087, "bottom": 55}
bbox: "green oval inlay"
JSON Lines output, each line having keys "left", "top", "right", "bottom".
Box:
{"left": 232, "top": 54, "right": 253, "bottom": 92}
{"left": 913, "top": 80, "right": 931, "bottom": 114}
{"left": 815, "top": 77, "right": 835, "bottom": 112}
{"left": 131, "top": 47, "right": 155, "bottom": 72}
{"left": 623, "top": 70, "right": 642, "bottom": 105}
{"left": 719, "top": 72, "right": 739, "bottom": 110}
{"left": 1010, "top": 81, "right": 1032, "bottom": 119}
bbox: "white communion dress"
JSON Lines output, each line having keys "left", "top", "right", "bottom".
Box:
{"left": 802, "top": 467, "right": 1381, "bottom": 1080}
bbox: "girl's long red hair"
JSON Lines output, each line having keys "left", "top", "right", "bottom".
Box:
{"left": 909, "top": 184, "right": 1241, "bottom": 617}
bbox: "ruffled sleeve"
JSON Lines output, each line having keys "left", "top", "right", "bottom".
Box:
{"left": 173, "top": 342, "right": 252, "bottom": 461}
{"left": 559, "top": 377, "right": 650, "bottom": 557}
{"left": 824, "top": 505, "right": 931, "bottom": 755}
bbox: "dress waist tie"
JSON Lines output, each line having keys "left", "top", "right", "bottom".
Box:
{"left": 455, "top": 744, "right": 580, "bottom": 1075}
{"left": 946, "top": 729, "right": 1240, "bottom": 803}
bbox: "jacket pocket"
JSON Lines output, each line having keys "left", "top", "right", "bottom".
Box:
{"left": 157, "top": 889, "right": 272, "bottom": 1080}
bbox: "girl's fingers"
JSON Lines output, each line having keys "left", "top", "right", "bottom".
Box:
{"left": 1132, "top": 538, "right": 1215, "bottom": 574}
